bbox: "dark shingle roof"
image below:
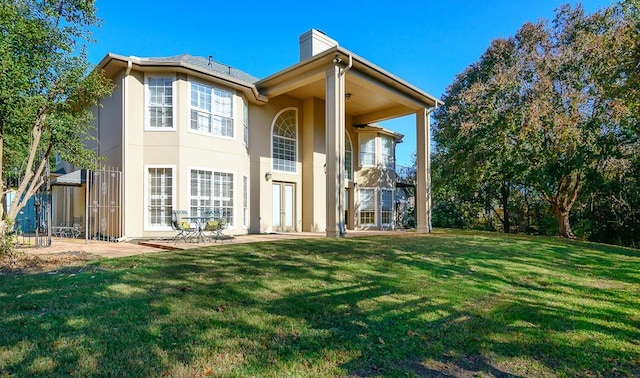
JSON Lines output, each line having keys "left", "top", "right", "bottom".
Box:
{"left": 143, "top": 54, "right": 260, "bottom": 84}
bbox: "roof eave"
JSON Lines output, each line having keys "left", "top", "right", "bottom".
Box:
{"left": 97, "top": 53, "right": 268, "bottom": 104}
{"left": 256, "top": 46, "right": 442, "bottom": 108}
{"left": 354, "top": 124, "right": 405, "bottom": 142}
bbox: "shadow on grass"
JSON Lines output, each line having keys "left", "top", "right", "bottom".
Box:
{"left": 0, "top": 232, "right": 639, "bottom": 376}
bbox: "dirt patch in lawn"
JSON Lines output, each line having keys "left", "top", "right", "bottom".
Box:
{"left": 350, "top": 356, "right": 519, "bottom": 378}
{"left": 0, "top": 251, "right": 101, "bottom": 275}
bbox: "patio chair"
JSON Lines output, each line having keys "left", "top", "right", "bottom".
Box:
{"left": 204, "top": 217, "right": 227, "bottom": 243}
{"left": 171, "top": 210, "right": 196, "bottom": 243}
{"left": 71, "top": 216, "right": 83, "bottom": 238}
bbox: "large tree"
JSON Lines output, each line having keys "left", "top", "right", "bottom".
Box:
{"left": 433, "top": 2, "right": 638, "bottom": 239}
{"left": 433, "top": 38, "right": 526, "bottom": 233}
{"left": 516, "top": 3, "right": 638, "bottom": 238}
{"left": 578, "top": 0, "right": 640, "bottom": 246}
{"left": 0, "top": 0, "right": 113, "bottom": 234}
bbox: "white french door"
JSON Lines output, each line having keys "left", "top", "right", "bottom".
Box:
{"left": 272, "top": 182, "right": 295, "bottom": 231}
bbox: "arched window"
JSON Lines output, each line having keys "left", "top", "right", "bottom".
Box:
{"left": 345, "top": 133, "right": 353, "bottom": 180}
{"left": 272, "top": 108, "right": 297, "bottom": 173}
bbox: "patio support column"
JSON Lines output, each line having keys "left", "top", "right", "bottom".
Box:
{"left": 415, "top": 108, "right": 432, "bottom": 233}
{"left": 325, "top": 62, "right": 346, "bottom": 237}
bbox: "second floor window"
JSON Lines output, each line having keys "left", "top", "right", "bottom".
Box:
{"left": 243, "top": 98, "right": 249, "bottom": 147}
{"left": 272, "top": 108, "right": 297, "bottom": 173}
{"left": 190, "top": 82, "right": 234, "bottom": 137}
{"left": 359, "top": 133, "right": 396, "bottom": 170}
{"left": 147, "top": 76, "right": 174, "bottom": 129}
{"left": 360, "top": 135, "right": 376, "bottom": 167}
{"left": 381, "top": 136, "right": 395, "bottom": 170}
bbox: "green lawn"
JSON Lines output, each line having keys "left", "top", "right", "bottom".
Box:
{"left": 1, "top": 230, "right": 639, "bottom": 377}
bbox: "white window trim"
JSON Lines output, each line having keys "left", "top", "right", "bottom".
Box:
{"left": 216, "top": 169, "right": 237, "bottom": 229}
{"left": 187, "top": 166, "right": 237, "bottom": 229}
{"left": 381, "top": 135, "right": 396, "bottom": 171}
{"left": 270, "top": 107, "right": 299, "bottom": 175}
{"left": 189, "top": 81, "right": 214, "bottom": 135}
{"left": 380, "top": 188, "right": 395, "bottom": 228}
{"left": 242, "top": 175, "right": 249, "bottom": 229}
{"left": 345, "top": 132, "right": 353, "bottom": 182}
{"left": 358, "top": 187, "right": 377, "bottom": 226}
{"left": 188, "top": 167, "right": 214, "bottom": 222}
{"left": 144, "top": 164, "right": 176, "bottom": 231}
{"left": 144, "top": 74, "right": 176, "bottom": 131}
{"left": 242, "top": 97, "right": 249, "bottom": 148}
{"left": 187, "top": 79, "right": 236, "bottom": 140}
{"left": 359, "top": 133, "right": 377, "bottom": 168}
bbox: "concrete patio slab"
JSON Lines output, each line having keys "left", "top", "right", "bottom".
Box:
{"left": 15, "top": 230, "right": 415, "bottom": 259}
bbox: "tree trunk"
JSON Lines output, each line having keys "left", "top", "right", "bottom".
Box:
{"left": 0, "top": 118, "right": 4, "bottom": 219}
{"left": 7, "top": 115, "right": 46, "bottom": 221}
{"left": 544, "top": 173, "right": 581, "bottom": 239}
{"left": 524, "top": 190, "right": 531, "bottom": 232}
{"left": 0, "top": 120, "right": 5, "bottom": 237}
{"left": 500, "top": 184, "right": 510, "bottom": 233}
{"left": 553, "top": 205, "right": 575, "bottom": 238}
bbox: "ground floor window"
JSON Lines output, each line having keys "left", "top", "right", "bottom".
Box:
{"left": 147, "top": 167, "right": 173, "bottom": 228}
{"left": 381, "top": 189, "right": 394, "bottom": 226}
{"left": 190, "top": 169, "right": 212, "bottom": 217}
{"left": 359, "top": 188, "right": 376, "bottom": 225}
{"left": 243, "top": 175, "right": 248, "bottom": 227}
{"left": 214, "top": 172, "right": 234, "bottom": 226}
{"left": 189, "top": 169, "right": 234, "bottom": 227}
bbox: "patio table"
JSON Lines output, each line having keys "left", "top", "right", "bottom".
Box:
{"left": 183, "top": 216, "right": 211, "bottom": 243}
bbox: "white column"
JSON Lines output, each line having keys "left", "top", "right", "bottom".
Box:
{"left": 415, "top": 108, "right": 432, "bottom": 233}
{"left": 325, "top": 64, "right": 346, "bottom": 237}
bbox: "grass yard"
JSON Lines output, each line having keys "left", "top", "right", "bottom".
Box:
{"left": 1, "top": 230, "right": 639, "bottom": 377}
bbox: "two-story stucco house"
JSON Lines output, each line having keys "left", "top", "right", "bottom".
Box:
{"left": 52, "top": 30, "right": 440, "bottom": 240}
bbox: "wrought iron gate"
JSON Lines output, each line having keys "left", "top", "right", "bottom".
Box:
{"left": 86, "top": 168, "right": 122, "bottom": 241}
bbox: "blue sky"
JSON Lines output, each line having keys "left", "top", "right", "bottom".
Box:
{"left": 88, "top": 0, "right": 613, "bottom": 166}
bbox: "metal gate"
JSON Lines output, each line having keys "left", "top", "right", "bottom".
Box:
{"left": 33, "top": 192, "right": 52, "bottom": 247}
{"left": 86, "top": 168, "right": 122, "bottom": 241}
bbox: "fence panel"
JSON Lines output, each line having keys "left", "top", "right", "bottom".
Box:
{"left": 86, "top": 168, "right": 122, "bottom": 241}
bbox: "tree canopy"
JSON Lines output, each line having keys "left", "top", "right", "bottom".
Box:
{"left": 432, "top": 0, "right": 640, "bottom": 246}
{"left": 0, "top": 0, "right": 113, "bottom": 230}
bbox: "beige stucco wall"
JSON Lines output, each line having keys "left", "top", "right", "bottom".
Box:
{"left": 89, "top": 63, "right": 406, "bottom": 239}
{"left": 118, "top": 70, "right": 252, "bottom": 238}
{"left": 301, "top": 97, "right": 326, "bottom": 232}
{"left": 248, "top": 94, "right": 303, "bottom": 233}
{"left": 122, "top": 70, "right": 144, "bottom": 238}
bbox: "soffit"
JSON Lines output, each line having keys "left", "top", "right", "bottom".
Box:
{"left": 256, "top": 47, "right": 441, "bottom": 124}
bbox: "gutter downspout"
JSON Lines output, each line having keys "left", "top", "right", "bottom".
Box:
{"left": 121, "top": 59, "right": 132, "bottom": 240}
{"left": 340, "top": 54, "right": 353, "bottom": 76}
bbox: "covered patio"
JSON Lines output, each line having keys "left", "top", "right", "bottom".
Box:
{"left": 256, "top": 34, "right": 441, "bottom": 236}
